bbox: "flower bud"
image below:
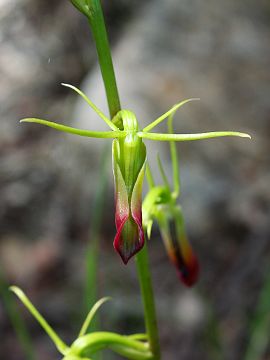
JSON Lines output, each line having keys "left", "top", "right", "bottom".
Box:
{"left": 156, "top": 205, "right": 199, "bottom": 286}
{"left": 112, "top": 112, "right": 146, "bottom": 264}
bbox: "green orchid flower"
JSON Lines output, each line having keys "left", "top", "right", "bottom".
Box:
{"left": 20, "top": 83, "right": 250, "bottom": 263}
{"left": 142, "top": 110, "right": 245, "bottom": 286}
{"left": 142, "top": 110, "right": 199, "bottom": 286}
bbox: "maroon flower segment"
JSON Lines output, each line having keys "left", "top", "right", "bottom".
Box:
{"left": 172, "top": 248, "right": 199, "bottom": 287}
{"left": 114, "top": 211, "right": 144, "bottom": 265}
{"left": 159, "top": 209, "right": 199, "bottom": 287}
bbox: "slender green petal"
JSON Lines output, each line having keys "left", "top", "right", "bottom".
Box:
{"left": 10, "top": 286, "right": 69, "bottom": 355}
{"left": 20, "top": 119, "right": 124, "bottom": 139}
{"left": 142, "top": 98, "right": 200, "bottom": 132}
{"left": 146, "top": 220, "right": 153, "bottom": 239}
{"left": 128, "top": 334, "right": 148, "bottom": 341}
{"left": 168, "top": 112, "right": 180, "bottom": 197}
{"left": 110, "top": 344, "right": 153, "bottom": 360}
{"left": 63, "top": 355, "right": 88, "bottom": 360}
{"left": 138, "top": 131, "right": 251, "bottom": 141}
{"left": 145, "top": 163, "right": 155, "bottom": 189}
{"left": 61, "top": 83, "right": 119, "bottom": 131}
{"left": 157, "top": 154, "right": 170, "bottom": 190}
{"left": 79, "top": 297, "right": 111, "bottom": 337}
{"left": 142, "top": 186, "right": 169, "bottom": 240}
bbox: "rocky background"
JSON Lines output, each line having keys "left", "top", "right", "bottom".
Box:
{"left": 0, "top": 0, "right": 269, "bottom": 359}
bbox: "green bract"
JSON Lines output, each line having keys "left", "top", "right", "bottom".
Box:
{"left": 20, "top": 83, "right": 250, "bottom": 263}
{"left": 70, "top": 0, "right": 92, "bottom": 17}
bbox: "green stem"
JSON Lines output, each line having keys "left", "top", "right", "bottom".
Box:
{"left": 136, "top": 243, "right": 161, "bottom": 360}
{"left": 87, "top": 0, "right": 121, "bottom": 119}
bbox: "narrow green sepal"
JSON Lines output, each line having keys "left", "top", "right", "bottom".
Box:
{"left": 142, "top": 186, "right": 169, "bottom": 240}
{"left": 20, "top": 119, "right": 124, "bottom": 139}
{"left": 61, "top": 83, "right": 118, "bottom": 131}
{"left": 146, "top": 220, "right": 153, "bottom": 239}
{"left": 138, "top": 131, "right": 251, "bottom": 141}
{"left": 168, "top": 111, "right": 180, "bottom": 197}
{"left": 79, "top": 297, "right": 111, "bottom": 337}
{"left": 143, "top": 98, "right": 200, "bottom": 132}
{"left": 157, "top": 154, "right": 170, "bottom": 190}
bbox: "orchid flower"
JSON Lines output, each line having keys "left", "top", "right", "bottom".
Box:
{"left": 142, "top": 105, "right": 249, "bottom": 284}
{"left": 142, "top": 112, "right": 207, "bottom": 286}
{"left": 20, "top": 84, "right": 250, "bottom": 263}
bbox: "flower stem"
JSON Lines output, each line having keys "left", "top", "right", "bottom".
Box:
{"left": 136, "top": 243, "right": 161, "bottom": 359}
{"left": 86, "top": 1, "right": 160, "bottom": 357}
{"left": 87, "top": 0, "right": 121, "bottom": 119}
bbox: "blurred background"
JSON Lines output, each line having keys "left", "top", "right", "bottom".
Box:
{"left": 0, "top": 0, "right": 269, "bottom": 359}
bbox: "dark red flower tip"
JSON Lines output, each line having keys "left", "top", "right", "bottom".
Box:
{"left": 113, "top": 215, "right": 145, "bottom": 264}
{"left": 176, "top": 253, "right": 199, "bottom": 287}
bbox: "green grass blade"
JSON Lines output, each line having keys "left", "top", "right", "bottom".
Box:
{"left": 0, "top": 269, "right": 35, "bottom": 360}
{"left": 84, "top": 146, "right": 110, "bottom": 360}
{"left": 244, "top": 271, "right": 270, "bottom": 360}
